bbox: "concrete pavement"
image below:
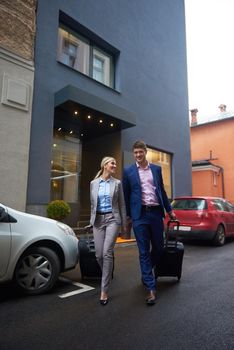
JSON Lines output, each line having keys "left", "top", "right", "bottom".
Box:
{"left": 0, "top": 241, "right": 234, "bottom": 350}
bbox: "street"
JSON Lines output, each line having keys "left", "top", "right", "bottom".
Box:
{"left": 0, "top": 241, "right": 234, "bottom": 350}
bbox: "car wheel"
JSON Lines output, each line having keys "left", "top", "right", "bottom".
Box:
{"left": 213, "top": 225, "right": 226, "bottom": 246}
{"left": 14, "top": 246, "right": 60, "bottom": 295}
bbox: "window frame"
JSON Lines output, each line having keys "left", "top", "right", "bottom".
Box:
{"left": 57, "top": 24, "right": 115, "bottom": 88}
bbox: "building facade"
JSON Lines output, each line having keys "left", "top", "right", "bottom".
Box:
{"left": 191, "top": 115, "right": 234, "bottom": 204}
{"left": 1, "top": 0, "right": 191, "bottom": 225}
{"left": 0, "top": 0, "right": 36, "bottom": 210}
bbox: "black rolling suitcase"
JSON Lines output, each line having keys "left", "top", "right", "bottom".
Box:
{"left": 78, "top": 226, "right": 102, "bottom": 279}
{"left": 78, "top": 226, "right": 114, "bottom": 279}
{"left": 155, "top": 220, "right": 184, "bottom": 281}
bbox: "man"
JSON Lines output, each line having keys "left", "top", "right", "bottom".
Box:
{"left": 123, "top": 140, "right": 176, "bottom": 305}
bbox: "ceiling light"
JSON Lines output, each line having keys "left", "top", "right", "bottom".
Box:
{"left": 99, "top": 119, "right": 103, "bottom": 123}
{"left": 110, "top": 123, "right": 114, "bottom": 127}
{"left": 74, "top": 111, "right": 78, "bottom": 115}
{"left": 87, "top": 115, "right": 91, "bottom": 119}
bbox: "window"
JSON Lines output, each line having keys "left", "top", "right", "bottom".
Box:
{"left": 213, "top": 172, "right": 218, "bottom": 186}
{"left": 93, "top": 54, "right": 104, "bottom": 83}
{"left": 92, "top": 47, "right": 113, "bottom": 86}
{"left": 172, "top": 199, "right": 207, "bottom": 210}
{"left": 57, "top": 27, "right": 90, "bottom": 75}
{"left": 212, "top": 199, "right": 229, "bottom": 212}
{"left": 227, "top": 202, "right": 234, "bottom": 212}
{"left": 146, "top": 148, "right": 172, "bottom": 198}
{"left": 63, "top": 40, "right": 77, "bottom": 67}
{"left": 57, "top": 26, "right": 114, "bottom": 88}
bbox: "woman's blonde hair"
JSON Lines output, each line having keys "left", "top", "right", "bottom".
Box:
{"left": 94, "top": 156, "right": 116, "bottom": 179}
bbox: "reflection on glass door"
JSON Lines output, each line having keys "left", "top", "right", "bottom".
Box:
{"left": 51, "top": 130, "right": 82, "bottom": 203}
{"left": 147, "top": 148, "right": 172, "bottom": 198}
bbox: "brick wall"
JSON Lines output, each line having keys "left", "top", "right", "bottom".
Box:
{"left": 0, "top": 0, "right": 36, "bottom": 60}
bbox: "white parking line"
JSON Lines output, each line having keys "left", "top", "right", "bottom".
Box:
{"left": 58, "top": 277, "right": 95, "bottom": 299}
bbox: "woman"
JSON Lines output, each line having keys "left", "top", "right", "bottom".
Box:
{"left": 90, "top": 156, "right": 126, "bottom": 305}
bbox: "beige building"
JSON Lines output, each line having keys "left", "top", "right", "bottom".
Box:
{"left": 0, "top": 0, "right": 36, "bottom": 210}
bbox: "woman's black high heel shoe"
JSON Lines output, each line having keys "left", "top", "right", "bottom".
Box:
{"left": 100, "top": 298, "right": 108, "bottom": 306}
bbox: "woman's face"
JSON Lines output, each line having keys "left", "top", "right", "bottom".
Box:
{"left": 104, "top": 160, "right": 117, "bottom": 175}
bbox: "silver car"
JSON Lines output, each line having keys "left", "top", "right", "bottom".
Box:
{"left": 0, "top": 203, "right": 79, "bottom": 295}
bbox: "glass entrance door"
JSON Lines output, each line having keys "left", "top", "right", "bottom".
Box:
{"left": 51, "top": 130, "right": 82, "bottom": 203}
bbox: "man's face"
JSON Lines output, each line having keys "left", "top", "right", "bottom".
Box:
{"left": 133, "top": 148, "right": 147, "bottom": 164}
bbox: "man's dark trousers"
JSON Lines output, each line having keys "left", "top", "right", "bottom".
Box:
{"left": 133, "top": 206, "right": 164, "bottom": 291}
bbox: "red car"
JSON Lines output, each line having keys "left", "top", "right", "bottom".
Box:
{"left": 165, "top": 196, "right": 234, "bottom": 246}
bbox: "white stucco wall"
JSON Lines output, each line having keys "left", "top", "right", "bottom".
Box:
{"left": 0, "top": 48, "right": 34, "bottom": 210}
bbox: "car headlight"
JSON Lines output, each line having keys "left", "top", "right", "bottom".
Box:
{"left": 56, "top": 222, "right": 76, "bottom": 237}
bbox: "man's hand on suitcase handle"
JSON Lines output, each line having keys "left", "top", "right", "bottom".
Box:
{"left": 168, "top": 211, "right": 177, "bottom": 221}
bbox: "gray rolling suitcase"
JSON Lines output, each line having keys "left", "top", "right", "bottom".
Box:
{"left": 155, "top": 220, "right": 184, "bottom": 281}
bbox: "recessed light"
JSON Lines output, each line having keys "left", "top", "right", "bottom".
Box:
{"left": 99, "top": 119, "right": 103, "bottom": 123}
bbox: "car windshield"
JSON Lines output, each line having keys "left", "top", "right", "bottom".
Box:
{"left": 172, "top": 199, "right": 207, "bottom": 210}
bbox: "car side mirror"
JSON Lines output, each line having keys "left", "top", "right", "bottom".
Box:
{"left": 0, "top": 208, "right": 7, "bottom": 221}
{"left": 0, "top": 207, "right": 17, "bottom": 223}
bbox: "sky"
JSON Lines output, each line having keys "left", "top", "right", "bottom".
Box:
{"left": 184, "top": 0, "right": 234, "bottom": 122}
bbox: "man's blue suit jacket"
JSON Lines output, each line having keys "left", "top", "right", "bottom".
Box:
{"left": 122, "top": 163, "right": 172, "bottom": 220}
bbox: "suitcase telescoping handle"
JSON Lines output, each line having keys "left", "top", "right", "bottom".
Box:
{"left": 84, "top": 224, "right": 93, "bottom": 238}
{"left": 84, "top": 224, "right": 93, "bottom": 233}
{"left": 79, "top": 225, "right": 95, "bottom": 251}
{"left": 165, "top": 219, "right": 180, "bottom": 248}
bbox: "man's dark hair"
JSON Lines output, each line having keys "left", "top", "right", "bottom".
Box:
{"left": 132, "top": 140, "right": 147, "bottom": 151}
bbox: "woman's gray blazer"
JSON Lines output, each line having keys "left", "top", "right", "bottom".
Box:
{"left": 90, "top": 177, "right": 127, "bottom": 226}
